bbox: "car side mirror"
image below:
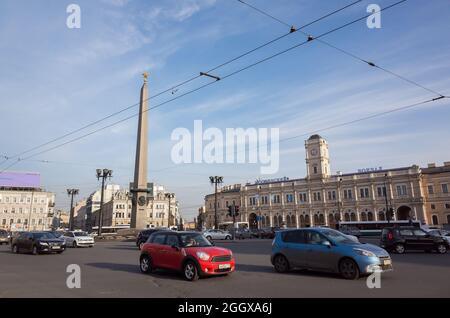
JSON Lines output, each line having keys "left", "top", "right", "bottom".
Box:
{"left": 322, "top": 241, "right": 331, "bottom": 248}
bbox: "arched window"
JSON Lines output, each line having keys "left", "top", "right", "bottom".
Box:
{"left": 432, "top": 215, "right": 439, "bottom": 225}
{"left": 291, "top": 215, "right": 297, "bottom": 228}
{"left": 261, "top": 216, "right": 266, "bottom": 227}
{"left": 344, "top": 213, "right": 350, "bottom": 221}
{"left": 360, "top": 212, "right": 367, "bottom": 221}
{"left": 368, "top": 212, "right": 374, "bottom": 221}
{"left": 266, "top": 216, "right": 270, "bottom": 227}
{"left": 328, "top": 214, "right": 335, "bottom": 225}
{"left": 300, "top": 215, "right": 306, "bottom": 227}
{"left": 313, "top": 214, "right": 319, "bottom": 225}
{"left": 278, "top": 215, "right": 283, "bottom": 227}
{"left": 273, "top": 215, "right": 278, "bottom": 227}
{"left": 305, "top": 215, "right": 310, "bottom": 226}
{"left": 350, "top": 213, "right": 356, "bottom": 221}
{"left": 285, "top": 215, "right": 291, "bottom": 227}
{"left": 378, "top": 211, "right": 386, "bottom": 221}
{"left": 447, "top": 214, "right": 450, "bottom": 225}
{"left": 319, "top": 214, "right": 325, "bottom": 225}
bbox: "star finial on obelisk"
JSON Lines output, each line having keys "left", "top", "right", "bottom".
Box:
{"left": 143, "top": 72, "right": 149, "bottom": 83}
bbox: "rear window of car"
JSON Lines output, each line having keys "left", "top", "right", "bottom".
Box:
{"left": 150, "top": 234, "right": 166, "bottom": 244}
{"left": 281, "top": 230, "right": 305, "bottom": 243}
{"left": 399, "top": 229, "right": 414, "bottom": 236}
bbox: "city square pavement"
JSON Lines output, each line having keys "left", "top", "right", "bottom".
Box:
{"left": 0, "top": 238, "right": 449, "bottom": 298}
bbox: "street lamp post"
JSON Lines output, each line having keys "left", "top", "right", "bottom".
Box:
{"left": 67, "top": 189, "right": 79, "bottom": 231}
{"left": 27, "top": 191, "right": 34, "bottom": 231}
{"left": 209, "top": 176, "right": 223, "bottom": 229}
{"left": 336, "top": 177, "right": 343, "bottom": 229}
{"left": 384, "top": 173, "right": 390, "bottom": 223}
{"left": 165, "top": 193, "right": 175, "bottom": 228}
{"left": 96, "top": 169, "right": 113, "bottom": 236}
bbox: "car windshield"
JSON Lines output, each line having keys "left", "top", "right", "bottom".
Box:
{"left": 74, "top": 232, "right": 88, "bottom": 237}
{"left": 320, "top": 229, "right": 355, "bottom": 244}
{"left": 180, "top": 233, "right": 213, "bottom": 247}
{"left": 33, "top": 232, "right": 57, "bottom": 239}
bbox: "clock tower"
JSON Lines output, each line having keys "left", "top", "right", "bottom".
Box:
{"left": 305, "top": 134, "right": 331, "bottom": 179}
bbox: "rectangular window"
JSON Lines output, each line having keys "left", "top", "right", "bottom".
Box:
{"left": 445, "top": 203, "right": 450, "bottom": 209}
{"left": 271, "top": 194, "right": 280, "bottom": 204}
{"left": 299, "top": 193, "right": 307, "bottom": 203}
{"left": 428, "top": 185, "right": 434, "bottom": 194}
{"left": 377, "top": 186, "right": 386, "bottom": 197}
{"left": 261, "top": 196, "right": 269, "bottom": 205}
{"left": 359, "top": 188, "right": 370, "bottom": 198}
{"left": 344, "top": 189, "right": 353, "bottom": 200}
{"left": 431, "top": 204, "right": 436, "bottom": 210}
{"left": 286, "top": 194, "right": 294, "bottom": 203}
{"left": 313, "top": 192, "right": 321, "bottom": 202}
{"left": 442, "top": 184, "right": 449, "bottom": 194}
{"left": 396, "top": 185, "right": 407, "bottom": 196}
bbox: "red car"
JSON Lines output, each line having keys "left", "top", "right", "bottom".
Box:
{"left": 139, "top": 231, "right": 235, "bottom": 281}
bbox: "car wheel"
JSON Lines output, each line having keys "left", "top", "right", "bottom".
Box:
{"left": 72, "top": 241, "right": 77, "bottom": 248}
{"left": 339, "top": 258, "right": 360, "bottom": 280}
{"left": 394, "top": 243, "right": 405, "bottom": 254}
{"left": 140, "top": 255, "right": 153, "bottom": 273}
{"left": 183, "top": 261, "right": 199, "bottom": 281}
{"left": 436, "top": 244, "right": 447, "bottom": 254}
{"left": 206, "top": 236, "right": 212, "bottom": 241}
{"left": 31, "top": 245, "right": 38, "bottom": 255}
{"left": 12, "top": 244, "right": 19, "bottom": 254}
{"left": 273, "top": 255, "right": 290, "bottom": 273}
{"left": 226, "top": 235, "right": 231, "bottom": 240}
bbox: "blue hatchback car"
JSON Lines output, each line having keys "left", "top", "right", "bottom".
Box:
{"left": 271, "top": 227, "right": 393, "bottom": 279}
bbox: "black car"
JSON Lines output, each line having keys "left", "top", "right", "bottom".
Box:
{"left": 0, "top": 229, "right": 10, "bottom": 245}
{"left": 136, "top": 228, "right": 168, "bottom": 250}
{"left": 235, "top": 228, "right": 253, "bottom": 239}
{"left": 11, "top": 231, "right": 66, "bottom": 255}
{"left": 380, "top": 226, "right": 449, "bottom": 254}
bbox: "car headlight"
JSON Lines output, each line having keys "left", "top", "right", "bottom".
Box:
{"left": 196, "top": 251, "right": 210, "bottom": 261}
{"left": 39, "top": 242, "right": 48, "bottom": 246}
{"left": 354, "top": 248, "right": 376, "bottom": 257}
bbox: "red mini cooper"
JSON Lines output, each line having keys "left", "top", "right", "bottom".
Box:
{"left": 139, "top": 231, "right": 235, "bottom": 281}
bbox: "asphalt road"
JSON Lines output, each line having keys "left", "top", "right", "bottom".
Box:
{"left": 0, "top": 238, "right": 449, "bottom": 298}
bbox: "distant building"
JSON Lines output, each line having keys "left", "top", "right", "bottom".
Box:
{"left": 0, "top": 171, "right": 55, "bottom": 231}
{"left": 87, "top": 183, "right": 181, "bottom": 230}
{"left": 204, "top": 135, "right": 450, "bottom": 229}
{"left": 73, "top": 199, "right": 87, "bottom": 230}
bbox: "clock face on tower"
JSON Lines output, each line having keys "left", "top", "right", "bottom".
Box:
{"left": 311, "top": 149, "right": 318, "bottom": 156}
{"left": 138, "top": 195, "right": 146, "bottom": 206}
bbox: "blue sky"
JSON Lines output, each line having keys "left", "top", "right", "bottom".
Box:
{"left": 1, "top": 0, "right": 449, "bottom": 221}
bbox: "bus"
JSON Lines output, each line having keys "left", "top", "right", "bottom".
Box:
{"left": 337, "top": 220, "right": 421, "bottom": 237}
{"left": 218, "top": 222, "right": 249, "bottom": 231}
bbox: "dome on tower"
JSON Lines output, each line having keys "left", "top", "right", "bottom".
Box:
{"left": 308, "top": 134, "right": 323, "bottom": 140}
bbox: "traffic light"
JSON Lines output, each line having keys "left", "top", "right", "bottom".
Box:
{"left": 387, "top": 208, "right": 394, "bottom": 221}
{"left": 227, "top": 205, "right": 233, "bottom": 217}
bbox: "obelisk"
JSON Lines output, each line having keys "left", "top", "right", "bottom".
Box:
{"left": 130, "top": 72, "right": 149, "bottom": 229}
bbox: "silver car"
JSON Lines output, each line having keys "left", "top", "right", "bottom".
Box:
{"left": 203, "top": 229, "right": 232, "bottom": 240}
{"left": 63, "top": 231, "right": 95, "bottom": 248}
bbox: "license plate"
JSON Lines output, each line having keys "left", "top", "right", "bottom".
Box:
{"left": 383, "top": 259, "right": 391, "bottom": 265}
{"left": 218, "top": 264, "right": 231, "bottom": 269}
{"left": 52, "top": 246, "right": 60, "bottom": 250}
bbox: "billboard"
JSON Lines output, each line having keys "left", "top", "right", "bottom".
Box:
{"left": 0, "top": 172, "right": 40, "bottom": 188}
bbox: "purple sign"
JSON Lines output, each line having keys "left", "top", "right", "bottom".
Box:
{"left": 0, "top": 172, "right": 40, "bottom": 188}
